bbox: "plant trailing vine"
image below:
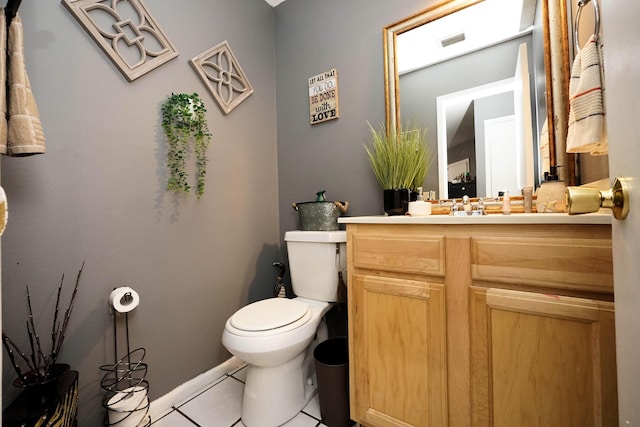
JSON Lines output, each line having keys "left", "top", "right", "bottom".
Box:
{"left": 161, "top": 93, "right": 212, "bottom": 198}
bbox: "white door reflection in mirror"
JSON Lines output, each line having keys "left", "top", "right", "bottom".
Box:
{"left": 484, "top": 115, "right": 517, "bottom": 196}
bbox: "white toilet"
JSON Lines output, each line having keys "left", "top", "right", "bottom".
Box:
{"left": 222, "top": 230, "right": 347, "bottom": 427}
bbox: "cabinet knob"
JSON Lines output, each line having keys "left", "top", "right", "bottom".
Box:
{"left": 566, "top": 177, "right": 630, "bottom": 220}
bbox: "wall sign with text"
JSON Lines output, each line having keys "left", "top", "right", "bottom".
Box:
{"left": 308, "top": 68, "right": 339, "bottom": 125}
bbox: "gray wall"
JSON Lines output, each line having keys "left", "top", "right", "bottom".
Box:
{"left": 274, "top": 0, "right": 435, "bottom": 235}
{"left": 1, "top": 0, "right": 279, "bottom": 424}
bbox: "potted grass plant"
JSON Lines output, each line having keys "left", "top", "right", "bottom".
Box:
{"left": 364, "top": 121, "right": 434, "bottom": 215}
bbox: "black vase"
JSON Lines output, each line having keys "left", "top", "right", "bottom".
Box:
{"left": 383, "top": 189, "right": 412, "bottom": 216}
{"left": 14, "top": 363, "right": 70, "bottom": 407}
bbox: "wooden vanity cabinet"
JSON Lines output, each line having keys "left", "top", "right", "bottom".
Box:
{"left": 345, "top": 223, "right": 617, "bottom": 427}
{"left": 347, "top": 225, "right": 448, "bottom": 426}
{"left": 469, "top": 288, "right": 616, "bottom": 427}
{"left": 468, "top": 231, "right": 617, "bottom": 427}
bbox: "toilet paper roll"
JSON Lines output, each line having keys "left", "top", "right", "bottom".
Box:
{"left": 110, "top": 287, "right": 140, "bottom": 313}
{"left": 109, "top": 397, "right": 148, "bottom": 427}
{"left": 107, "top": 386, "right": 148, "bottom": 427}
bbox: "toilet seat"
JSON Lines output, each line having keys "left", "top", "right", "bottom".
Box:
{"left": 229, "top": 298, "right": 311, "bottom": 336}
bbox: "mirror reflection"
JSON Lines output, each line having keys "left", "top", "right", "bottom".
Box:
{"left": 386, "top": 0, "right": 548, "bottom": 199}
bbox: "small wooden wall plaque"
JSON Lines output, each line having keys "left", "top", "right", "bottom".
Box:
{"left": 62, "top": 0, "right": 179, "bottom": 82}
{"left": 308, "top": 68, "right": 339, "bottom": 125}
{"left": 190, "top": 41, "right": 253, "bottom": 115}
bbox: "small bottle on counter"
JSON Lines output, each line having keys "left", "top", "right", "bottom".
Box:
{"left": 522, "top": 187, "right": 533, "bottom": 213}
{"left": 502, "top": 191, "right": 511, "bottom": 215}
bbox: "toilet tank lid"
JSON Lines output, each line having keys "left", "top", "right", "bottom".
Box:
{"left": 284, "top": 230, "right": 346, "bottom": 243}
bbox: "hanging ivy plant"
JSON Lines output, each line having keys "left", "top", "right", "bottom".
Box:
{"left": 161, "top": 92, "right": 212, "bottom": 198}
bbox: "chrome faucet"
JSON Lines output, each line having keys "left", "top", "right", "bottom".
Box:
{"left": 477, "top": 198, "right": 485, "bottom": 215}
{"left": 450, "top": 197, "right": 486, "bottom": 216}
{"left": 449, "top": 199, "right": 458, "bottom": 215}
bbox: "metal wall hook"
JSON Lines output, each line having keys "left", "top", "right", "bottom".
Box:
{"left": 5, "top": 0, "right": 22, "bottom": 24}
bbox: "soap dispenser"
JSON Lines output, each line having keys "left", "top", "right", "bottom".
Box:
{"left": 408, "top": 187, "right": 432, "bottom": 216}
{"left": 536, "top": 167, "right": 567, "bottom": 212}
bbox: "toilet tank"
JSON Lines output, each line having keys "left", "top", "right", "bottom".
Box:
{"left": 284, "top": 230, "right": 346, "bottom": 302}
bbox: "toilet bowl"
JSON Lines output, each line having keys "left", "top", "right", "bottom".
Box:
{"left": 222, "top": 230, "right": 346, "bottom": 427}
{"left": 222, "top": 297, "right": 331, "bottom": 426}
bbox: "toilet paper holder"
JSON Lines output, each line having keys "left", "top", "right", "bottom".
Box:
{"left": 100, "top": 288, "right": 151, "bottom": 426}
{"left": 109, "top": 287, "right": 140, "bottom": 314}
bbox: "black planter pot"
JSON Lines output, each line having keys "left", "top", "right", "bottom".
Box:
{"left": 14, "top": 363, "right": 70, "bottom": 407}
{"left": 383, "top": 189, "right": 413, "bottom": 216}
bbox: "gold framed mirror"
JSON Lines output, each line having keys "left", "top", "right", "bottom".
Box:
{"left": 384, "top": 0, "right": 574, "bottom": 199}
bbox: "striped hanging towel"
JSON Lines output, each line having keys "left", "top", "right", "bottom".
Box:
{"left": 566, "top": 34, "right": 607, "bottom": 156}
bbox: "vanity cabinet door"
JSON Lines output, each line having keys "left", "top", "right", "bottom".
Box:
{"left": 469, "top": 287, "right": 618, "bottom": 427}
{"left": 349, "top": 273, "right": 447, "bottom": 427}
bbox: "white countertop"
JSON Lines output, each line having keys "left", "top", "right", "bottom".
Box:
{"left": 338, "top": 212, "right": 612, "bottom": 225}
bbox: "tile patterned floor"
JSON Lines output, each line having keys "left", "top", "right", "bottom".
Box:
{"left": 151, "top": 365, "right": 329, "bottom": 427}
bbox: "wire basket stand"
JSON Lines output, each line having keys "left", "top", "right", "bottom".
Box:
{"left": 100, "top": 309, "right": 151, "bottom": 427}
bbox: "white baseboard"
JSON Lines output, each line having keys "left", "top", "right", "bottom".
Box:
{"left": 149, "top": 356, "right": 245, "bottom": 421}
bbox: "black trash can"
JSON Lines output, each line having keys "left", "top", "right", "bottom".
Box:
{"left": 314, "top": 336, "right": 353, "bottom": 427}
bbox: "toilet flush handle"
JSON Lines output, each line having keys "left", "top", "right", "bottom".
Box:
{"left": 272, "top": 262, "right": 286, "bottom": 279}
{"left": 272, "top": 262, "right": 287, "bottom": 298}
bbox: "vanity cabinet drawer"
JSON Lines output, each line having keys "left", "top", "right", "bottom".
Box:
{"left": 352, "top": 233, "right": 445, "bottom": 277}
{"left": 470, "top": 236, "right": 613, "bottom": 293}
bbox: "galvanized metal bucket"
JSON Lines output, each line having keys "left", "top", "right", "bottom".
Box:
{"left": 292, "top": 201, "right": 349, "bottom": 231}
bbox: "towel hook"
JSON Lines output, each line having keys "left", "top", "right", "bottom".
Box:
{"left": 5, "top": 0, "right": 22, "bottom": 24}
{"left": 574, "top": 0, "right": 601, "bottom": 53}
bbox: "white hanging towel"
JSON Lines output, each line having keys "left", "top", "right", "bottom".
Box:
{"left": 566, "top": 34, "right": 607, "bottom": 155}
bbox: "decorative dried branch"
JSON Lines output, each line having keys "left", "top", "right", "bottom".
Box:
{"left": 26, "top": 320, "right": 39, "bottom": 375}
{"left": 2, "top": 332, "right": 29, "bottom": 382}
{"left": 54, "top": 261, "right": 84, "bottom": 358}
{"left": 26, "top": 286, "right": 47, "bottom": 368}
{"left": 1, "top": 262, "right": 85, "bottom": 384}
{"left": 51, "top": 273, "right": 64, "bottom": 362}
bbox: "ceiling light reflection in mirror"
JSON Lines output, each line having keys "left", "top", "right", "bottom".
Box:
{"left": 397, "top": 0, "right": 536, "bottom": 74}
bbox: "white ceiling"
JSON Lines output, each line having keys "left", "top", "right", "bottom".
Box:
{"left": 265, "top": 0, "right": 287, "bottom": 6}
{"left": 397, "top": 0, "right": 536, "bottom": 74}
